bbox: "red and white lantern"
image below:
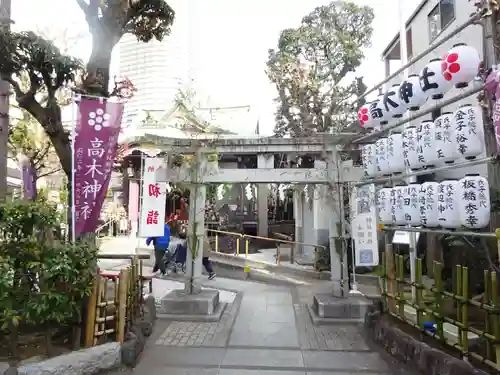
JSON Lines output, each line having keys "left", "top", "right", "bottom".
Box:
{"left": 357, "top": 102, "right": 374, "bottom": 129}
{"left": 442, "top": 43, "right": 481, "bottom": 88}
{"left": 420, "top": 58, "right": 453, "bottom": 100}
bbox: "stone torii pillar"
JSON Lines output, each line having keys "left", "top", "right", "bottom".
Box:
{"left": 257, "top": 154, "right": 273, "bottom": 237}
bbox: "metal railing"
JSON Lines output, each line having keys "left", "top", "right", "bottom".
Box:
{"left": 205, "top": 228, "right": 326, "bottom": 267}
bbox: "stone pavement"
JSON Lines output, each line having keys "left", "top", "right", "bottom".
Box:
{"left": 108, "top": 276, "right": 412, "bottom": 375}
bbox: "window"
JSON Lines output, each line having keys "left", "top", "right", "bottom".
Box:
{"left": 428, "top": 0, "right": 455, "bottom": 41}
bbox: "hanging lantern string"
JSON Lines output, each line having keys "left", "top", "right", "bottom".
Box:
{"left": 356, "top": 155, "right": 495, "bottom": 187}
{"left": 354, "top": 84, "right": 484, "bottom": 144}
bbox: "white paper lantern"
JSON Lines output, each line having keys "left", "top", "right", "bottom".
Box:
{"left": 375, "top": 137, "right": 390, "bottom": 176}
{"left": 383, "top": 84, "right": 406, "bottom": 118}
{"left": 419, "top": 182, "right": 440, "bottom": 227}
{"left": 416, "top": 120, "right": 436, "bottom": 167}
{"left": 390, "top": 185, "right": 406, "bottom": 225}
{"left": 434, "top": 112, "right": 457, "bottom": 164}
{"left": 454, "top": 104, "right": 485, "bottom": 159}
{"left": 419, "top": 58, "right": 453, "bottom": 100}
{"left": 377, "top": 187, "right": 392, "bottom": 225}
{"left": 361, "top": 143, "right": 377, "bottom": 178}
{"left": 437, "top": 180, "right": 461, "bottom": 229}
{"left": 369, "top": 94, "right": 390, "bottom": 126}
{"left": 387, "top": 132, "right": 405, "bottom": 174}
{"left": 403, "top": 183, "right": 421, "bottom": 226}
{"left": 402, "top": 126, "right": 421, "bottom": 170}
{"left": 357, "top": 102, "right": 374, "bottom": 129}
{"left": 458, "top": 174, "right": 490, "bottom": 229}
{"left": 442, "top": 43, "right": 481, "bottom": 88}
{"left": 399, "top": 74, "right": 427, "bottom": 111}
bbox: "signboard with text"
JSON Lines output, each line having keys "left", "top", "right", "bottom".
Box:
{"left": 138, "top": 157, "right": 167, "bottom": 237}
{"left": 74, "top": 98, "right": 124, "bottom": 235}
{"left": 351, "top": 184, "right": 379, "bottom": 267}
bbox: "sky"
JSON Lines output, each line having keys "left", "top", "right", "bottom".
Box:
{"left": 12, "top": 0, "right": 421, "bottom": 135}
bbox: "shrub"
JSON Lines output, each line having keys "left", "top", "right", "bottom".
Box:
{"left": 0, "top": 199, "right": 98, "bottom": 356}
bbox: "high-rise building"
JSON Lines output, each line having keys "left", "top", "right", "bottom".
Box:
{"left": 117, "top": 0, "right": 197, "bottom": 128}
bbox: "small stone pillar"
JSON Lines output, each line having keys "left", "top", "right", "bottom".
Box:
{"left": 257, "top": 154, "right": 274, "bottom": 237}
{"left": 293, "top": 187, "right": 304, "bottom": 256}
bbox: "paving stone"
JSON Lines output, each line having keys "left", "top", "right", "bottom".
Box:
{"left": 219, "top": 370, "right": 305, "bottom": 375}
{"left": 154, "top": 297, "right": 241, "bottom": 347}
{"left": 223, "top": 348, "right": 304, "bottom": 368}
{"left": 302, "top": 351, "right": 389, "bottom": 371}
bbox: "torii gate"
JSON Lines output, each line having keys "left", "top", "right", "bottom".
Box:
{"left": 126, "top": 134, "right": 363, "bottom": 296}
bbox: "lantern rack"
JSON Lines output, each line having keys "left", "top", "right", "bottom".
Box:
{"left": 352, "top": 84, "right": 484, "bottom": 145}
{"left": 355, "top": 155, "right": 495, "bottom": 187}
{"left": 380, "top": 225, "right": 496, "bottom": 239}
{"left": 350, "top": 11, "right": 483, "bottom": 107}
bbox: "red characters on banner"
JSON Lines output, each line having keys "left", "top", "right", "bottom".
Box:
{"left": 146, "top": 210, "right": 159, "bottom": 225}
{"left": 148, "top": 183, "right": 160, "bottom": 197}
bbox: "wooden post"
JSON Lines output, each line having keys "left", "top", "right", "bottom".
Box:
{"left": 84, "top": 273, "right": 100, "bottom": 347}
{"left": 117, "top": 269, "right": 129, "bottom": 344}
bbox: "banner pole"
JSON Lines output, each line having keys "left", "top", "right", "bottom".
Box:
{"left": 71, "top": 94, "right": 77, "bottom": 243}
{"left": 135, "top": 152, "right": 145, "bottom": 253}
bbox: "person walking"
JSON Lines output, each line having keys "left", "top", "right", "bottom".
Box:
{"left": 203, "top": 236, "right": 216, "bottom": 280}
{"left": 146, "top": 218, "right": 171, "bottom": 275}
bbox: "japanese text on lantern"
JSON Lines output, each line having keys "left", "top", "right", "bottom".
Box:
{"left": 435, "top": 115, "right": 452, "bottom": 159}
{"left": 416, "top": 124, "right": 425, "bottom": 164}
{"left": 375, "top": 140, "right": 385, "bottom": 173}
{"left": 369, "top": 100, "right": 383, "bottom": 120}
{"left": 383, "top": 88, "right": 398, "bottom": 112}
{"left": 387, "top": 136, "right": 395, "bottom": 159}
{"left": 419, "top": 185, "right": 427, "bottom": 224}
{"left": 461, "top": 178, "right": 486, "bottom": 227}
{"left": 399, "top": 81, "right": 414, "bottom": 105}
{"left": 420, "top": 67, "right": 438, "bottom": 93}
{"left": 455, "top": 109, "right": 469, "bottom": 155}
{"left": 362, "top": 146, "right": 373, "bottom": 176}
{"left": 377, "top": 189, "right": 387, "bottom": 217}
{"left": 403, "top": 129, "right": 416, "bottom": 167}
{"left": 390, "top": 189, "right": 397, "bottom": 223}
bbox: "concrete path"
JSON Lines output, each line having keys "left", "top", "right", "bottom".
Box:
{"left": 105, "top": 276, "right": 411, "bottom": 375}
{"left": 99, "top": 237, "right": 409, "bottom": 374}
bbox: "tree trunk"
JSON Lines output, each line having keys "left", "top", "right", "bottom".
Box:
{"left": 83, "top": 31, "right": 118, "bottom": 96}
{"left": 0, "top": 0, "right": 11, "bottom": 203}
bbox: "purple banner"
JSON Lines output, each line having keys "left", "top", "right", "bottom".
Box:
{"left": 485, "top": 69, "right": 500, "bottom": 154}
{"left": 22, "top": 162, "right": 36, "bottom": 200}
{"left": 74, "top": 98, "right": 124, "bottom": 235}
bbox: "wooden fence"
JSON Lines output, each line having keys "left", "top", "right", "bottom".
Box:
{"left": 84, "top": 255, "right": 152, "bottom": 347}
{"left": 380, "top": 247, "right": 500, "bottom": 372}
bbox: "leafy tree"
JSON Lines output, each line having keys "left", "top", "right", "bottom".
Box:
{"left": 0, "top": 0, "right": 175, "bottom": 179}
{"left": 266, "top": 1, "right": 374, "bottom": 137}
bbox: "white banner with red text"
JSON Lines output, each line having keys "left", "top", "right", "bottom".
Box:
{"left": 138, "top": 157, "right": 167, "bottom": 237}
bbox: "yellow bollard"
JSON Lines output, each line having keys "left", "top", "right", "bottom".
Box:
{"left": 245, "top": 238, "right": 249, "bottom": 258}
{"left": 244, "top": 265, "right": 250, "bottom": 280}
{"left": 215, "top": 234, "right": 219, "bottom": 253}
{"left": 236, "top": 236, "right": 240, "bottom": 256}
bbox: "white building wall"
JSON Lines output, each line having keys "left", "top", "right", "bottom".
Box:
{"left": 117, "top": 0, "right": 196, "bottom": 127}
{"left": 384, "top": 0, "right": 485, "bottom": 179}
